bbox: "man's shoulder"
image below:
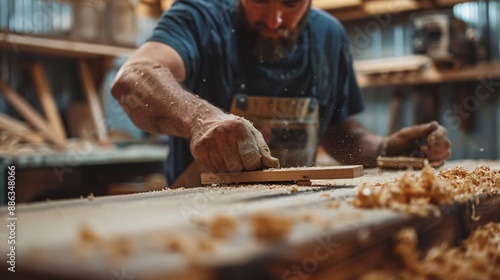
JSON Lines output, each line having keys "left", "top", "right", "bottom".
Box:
{"left": 308, "top": 9, "right": 347, "bottom": 39}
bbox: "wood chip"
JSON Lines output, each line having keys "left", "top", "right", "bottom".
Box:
{"left": 351, "top": 164, "right": 500, "bottom": 216}
{"left": 207, "top": 215, "right": 237, "bottom": 239}
{"left": 249, "top": 212, "right": 293, "bottom": 242}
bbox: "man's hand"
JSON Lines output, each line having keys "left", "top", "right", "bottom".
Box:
{"left": 190, "top": 113, "right": 280, "bottom": 173}
{"left": 384, "top": 121, "right": 451, "bottom": 166}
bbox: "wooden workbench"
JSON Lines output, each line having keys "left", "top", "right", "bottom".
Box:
{"left": 1, "top": 160, "right": 499, "bottom": 280}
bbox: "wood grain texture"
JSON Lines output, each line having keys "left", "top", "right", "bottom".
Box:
{"left": 201, "top": 165, "right": 364, "bottom": 184}
{"left": 1, "top": 160, "right": 498, "bottom": 280}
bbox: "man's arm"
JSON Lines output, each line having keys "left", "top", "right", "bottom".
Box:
{"left": 319, "top": 118, "right": 384, "bottom": 167}
{"left": 111, "top": 42, "right": 279, "bottom": 173}
{"left": 320, "top": 117, "right": 451, "bottom": 167}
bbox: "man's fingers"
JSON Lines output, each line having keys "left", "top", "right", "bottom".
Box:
{"left": 251, "top": 127, "right": 280, "bottom": 169}
{"left": 426, "top": 125, "right": 447, "bottom": 145}
{"left": 415, "top": 121, "right": 439, "bottom": 138}
{"left": 237, "top": 137, "right": 261, "bottom": 170}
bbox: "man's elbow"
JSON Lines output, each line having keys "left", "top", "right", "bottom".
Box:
{"left": 111, "top": 62, "right": 137, "bottom": 101}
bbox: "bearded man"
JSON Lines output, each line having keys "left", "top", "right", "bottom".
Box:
{"left": 112, "top": 0, "right": 451, "bottom": 187}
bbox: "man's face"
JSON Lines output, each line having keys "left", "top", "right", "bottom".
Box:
{"left": 239, "top": 0, "right": 311, "bottom": 62}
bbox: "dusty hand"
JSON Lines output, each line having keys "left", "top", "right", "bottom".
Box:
{"left": 190, "top": 113, "right": 280, "bottom": 173}
{"left": 384, "top": 121, "right": 451, "bottom": 166}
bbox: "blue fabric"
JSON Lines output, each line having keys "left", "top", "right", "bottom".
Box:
{"left": 147, "top": 0, "right": 364, "bottom": 184}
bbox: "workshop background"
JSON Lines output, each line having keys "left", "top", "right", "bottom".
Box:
{"left": 0, "top": 0, "right": 500, "bottom": 203}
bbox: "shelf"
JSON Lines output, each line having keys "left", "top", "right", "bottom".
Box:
{"left": 0, "top": 32, "right": 136, "bottom": 58}
{"left": 316, "top": 0, "right": 477, "bottom": 22}
{"left": 356, "top": 62, "right": 500, "bottom": 89}
{"left": 0, "top": 144, "right": 168, "bottom": 169}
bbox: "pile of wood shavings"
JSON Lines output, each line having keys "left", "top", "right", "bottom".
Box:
{"left": 352, "top": 164, "right": 500, "bottom": 216}
{"left": 361, "top": 222, "right": 500, "bottom": 279}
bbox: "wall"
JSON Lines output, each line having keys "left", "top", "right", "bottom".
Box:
{"left": 342, "top": 0, "right": 500, "bottom": 160}
{"left": 1, "top": 0, "right": 499, "bottom": 160}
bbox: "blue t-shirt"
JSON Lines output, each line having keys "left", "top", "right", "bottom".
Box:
{"left": 147, "top": 0, "right": 364, "bottom": 184}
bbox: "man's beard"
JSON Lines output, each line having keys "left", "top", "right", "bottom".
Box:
{"left": 237, "top": 4, "right": 308, "bottom": 63}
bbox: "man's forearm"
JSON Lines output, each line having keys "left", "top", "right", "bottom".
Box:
{"left": 111, "top": 59, "right": 221, "bottom": 139}
{"left": 320, "top": 118, "right": 384, "bottom": 167}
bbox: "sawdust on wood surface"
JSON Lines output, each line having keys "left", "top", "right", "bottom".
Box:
{"left": 360, "top": 222, "right": 500, "bottom": 279}
{"left": 206, "top": 214, "right": 238, "bottom": 239}
{"left": 76, "top": 226, "right": 134, "bottom": 263}
{"left": 79, "top": 227, "right": 100, "bottom": 243}
{"left": 351, "top": 164, "right": 500, "bottom": 216}
{"left": 249, "top": 212, "right": 293, "bottom": 242}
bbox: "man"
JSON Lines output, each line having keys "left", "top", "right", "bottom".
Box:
{"left": 111, "top": 0, "right": 451, "bottom": 186}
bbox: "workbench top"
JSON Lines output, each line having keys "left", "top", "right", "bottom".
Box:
{"left": 1, "top": 160, "right": 499, "bottom": 280}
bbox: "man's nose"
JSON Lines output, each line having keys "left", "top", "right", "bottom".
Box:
{"left": 264, "top": 6, "right": 283, "bottom": 30}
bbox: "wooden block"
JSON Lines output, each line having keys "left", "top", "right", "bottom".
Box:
{"left": 30, "top": 62, "right": 67, "bottom": 141}
{"left": 200, "top": 165, "right": 364, "bottom": 185}
{"left": 0, "top": 79, "right": 66, "bottom": 148}
{"left": 377, "top": 156, "right": 428, "bottom": 170}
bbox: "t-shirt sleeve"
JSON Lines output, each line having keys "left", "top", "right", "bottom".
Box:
{"left": 146, "top": 0, "right": 203, "bottom": 82}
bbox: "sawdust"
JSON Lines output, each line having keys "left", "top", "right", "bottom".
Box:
{"left": 75, "top": 227, "right": 101, "bottom": 259}
{"left": 76, "top": 227, "right": 133, "bottom": 264}
{"left": 297, "top": 212, "right": 330, "bottom": 229}
{"left": 106, "top": 236, "right": 134, "bottom": 262}
{"left": 206, "top": 215, "right": 238, "bottom": 239}
{"left": 325, "top": 199, "right": 341, "bottom": 209}
{"left": 79, "top": 227, "right": 101, "bottom": 244}
{"left": 249, "top": 212, "right": 293, "bottom": 242}
{"left": 360, "top": 222, "right": 500, "bottom": 279}
{"left": 351, "top": 164, "right": 500, "bottom": 216}
{"left": 289, "top": 186, "right": 299, "bottom": 193}
{"left": 155, "top": 232, "right": 217, "bottom": 266}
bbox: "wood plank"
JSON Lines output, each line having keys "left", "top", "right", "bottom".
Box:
{"left": 0, "top": 79, "right": 66, "bottom": 148}
{"left": 78, "top": 59, "right": 109, "bottom": 143}
{"left": 30, "top": 62, "right": 67, "bottom": 141}
{"left": 0, "top": 112, "right": 45, "bottom": 143}
{"left": 201, "top": 165, "right": 364, "bottom": 184}
{"left": 376, "top": 156, "right": 438, "bottom": 169}
{"left": 3, "top": 161, "right": 498, "bottom": 280}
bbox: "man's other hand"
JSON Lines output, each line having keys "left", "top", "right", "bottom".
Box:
{"left": 190, "top": 113, "right": 280, "bottom": 173}
{"left": 384, "top": 121, "right": 451, "bottom": 166}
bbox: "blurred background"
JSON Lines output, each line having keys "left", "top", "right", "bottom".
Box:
{"left": 0, "top": 0, "right": 499, "bottom": 202}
